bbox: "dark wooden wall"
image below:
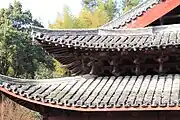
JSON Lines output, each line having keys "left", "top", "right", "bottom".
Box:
{"left": 46, "top": 110, "right": 180, "bottom": 120}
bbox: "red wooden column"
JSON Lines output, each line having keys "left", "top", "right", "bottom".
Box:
{"left": 126, "top": 0, "right": 180, "bottom": 28}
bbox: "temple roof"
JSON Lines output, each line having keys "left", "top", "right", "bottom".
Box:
{"left": 33, "top": 24, "right": 180, "bottom": 52}
{"left": 2, "top": 0, "right": 180, "bottom": 113}
{"left": 101, "top": 0, "right": 180, "bottom": 29}
{"left": 31, "top": 24, "right": 180, "bottom": 76}
{"left": 1, "top": 74, "right": 180, "bottom": 111}
{"left": 101, "top": 0, "right": 162, "bottom": 29}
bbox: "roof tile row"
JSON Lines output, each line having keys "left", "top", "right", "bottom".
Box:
{"left": 35, "top": 31, "right": 180, "bottom": 51}
{"left": 1, "top": 74, "right": 180, "bottom": 110}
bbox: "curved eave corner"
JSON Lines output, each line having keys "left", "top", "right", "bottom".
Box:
{"left": 1, "top": 74, "right": 180, "bottom": 111}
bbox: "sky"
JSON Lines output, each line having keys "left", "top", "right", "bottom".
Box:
{"left": 0, "top": 0, "right": 82, "bottom": 27}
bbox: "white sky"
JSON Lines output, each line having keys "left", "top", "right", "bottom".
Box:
{"left": 0, "top": 0, "right": 82, "bottom": 27}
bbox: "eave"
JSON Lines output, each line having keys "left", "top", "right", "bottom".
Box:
{"left": 31, "top": 24, "right": 180, "bottom": 76}
{"left": 1, "top": 74, "right": 180, "bottom": 111}
{"left": 32, "top": 24, "right": 180, "bottom": 52}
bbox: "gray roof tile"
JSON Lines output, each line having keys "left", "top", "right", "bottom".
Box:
{"left": 101, "top": 0, "right": 161, "bottom": 29}
{"left": 32, "top": 24, "right": 180, "bottom": 52}
{"left": 2, "top": 74, "right": 180, "bottom": 110}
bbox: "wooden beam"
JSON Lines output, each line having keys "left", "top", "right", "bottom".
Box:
{"left": 163, "top": 14, "right": 180, "bottom": 19}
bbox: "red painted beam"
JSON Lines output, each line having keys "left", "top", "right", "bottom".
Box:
{"left": 126, "top": 0, "right": 180, "bottom": 28}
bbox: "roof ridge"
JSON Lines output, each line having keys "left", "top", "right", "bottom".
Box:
{"left": 32, "top": 26, "right": 98, "bottom": 32}
{"left": 99, "top": 24, "right": 180, "bottom": 35}
{"left": 0, "top": 74, "right": 84, "bottom": 84}
{"left": 32, "top": 26, "right": 98, "bottom": 36}
{"left": 32, "top": 24, "right": 180, "bottom": 36}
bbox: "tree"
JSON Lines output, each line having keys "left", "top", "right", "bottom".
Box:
{"left": 77, "top": 7, "right": 109, "bottom": 28}
{"left": 49, "top": 6, "right": 75, "bottom": 29}
{"left": 122, "top": 0, "right": 141, "bottom": 12}
{"left": 82, "top": 0, "right": 118, "bottom": 20}
{"left": 49, "top": 2, "right": 110, "bottom": 29}
{"left": 49, "top": 0, "right": 144, "bottom": 29}
{"left": 0, "top": 1, "right": 66, "bottom": 120}
{"left": 0, "top": 1, "right": 66, "bottom": 79}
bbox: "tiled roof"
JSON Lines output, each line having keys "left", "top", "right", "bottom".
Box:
{"left": 1, "top": 74, "right": 180, "bottom": 111}
{"left": 33, "top": 24, "right": 180, "bottom": 52}
{"left": 101, "top": 0, "right": 161, "bottom": 29}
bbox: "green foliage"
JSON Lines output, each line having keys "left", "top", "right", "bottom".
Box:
{"left": 49, "top": 6, "right": 75, "bottom": 29}
{"left": 49, "top": 0, "right": 143, "bottom": 29}
{"left": 52, "top": 59, "right": 68, "bottom": 77}
{"left": 0, "top": 1, "right": 65, "bottom": 79}
{"left": 105, "top": 0, "right": 117, "bottom": 20}
{"left": 49, "top": 1, "right": 111, "bottom": 29}
{"left": 77, "top": 7, "right": 110, "bottom": 28}
{"left": 122, "top": 0, "right": 141, "bottom": 12}
{"left": 83, "top": 0, "right": 117, "bottom": 20}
